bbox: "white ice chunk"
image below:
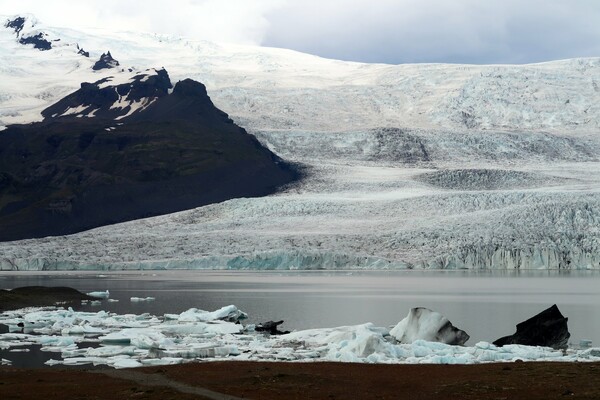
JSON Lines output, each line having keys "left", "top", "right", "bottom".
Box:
{"left": 61, "top": 356, "right": 106, "bottom": 366}
{"left": 140, "top": 357, "right": 185, "bottom": 366}
{"left": 112, "top": 358, "right": 143, "bottom": 369}
{"left": 159, "top": 321, "right": 243, "bottom": 335}
{"left": 130, "top": 297, "right": 155, "bottom": 302}
{"left": 166, "top": 305, "right": 248, "bottom": 323}
{"left": 87, "top": 290, "right": 110, "bottom": 299}
{"left": 390, "top": 308, "right": 469, "bottom": 345}
{"left": 61, "top": 324, "right": 109, "bottom": 335}
{"left": 38, "top": 335, "right": 76, "bottom": 347}
{"left": 86, "top": 346, "right": 137, "bottom": 357}
{"left": 154, "top": 344, "right": 240, "bottom": 359}
{"left": 99, "top": 328, "right": 166, "bottom": 347}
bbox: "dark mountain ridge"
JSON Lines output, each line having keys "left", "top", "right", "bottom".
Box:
{"left": 0, "top": 69, "right": 300, "bottom": 242}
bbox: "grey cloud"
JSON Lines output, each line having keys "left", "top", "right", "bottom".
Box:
{"left": 262, "top": 0, "right": 600, "bottom": 64}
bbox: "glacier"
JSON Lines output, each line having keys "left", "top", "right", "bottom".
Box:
{"left": 0, "top": 15, "right": 599, "bottom": 270}
{"left": 1, "top": 305, "right": 600, "bottom": 368}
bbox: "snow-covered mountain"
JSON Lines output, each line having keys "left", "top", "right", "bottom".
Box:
{"left": 2, "top": 15, "right": 600, "bottom": 134}
{"left": 1, "top": 15, "right": 599, "bottom": 270}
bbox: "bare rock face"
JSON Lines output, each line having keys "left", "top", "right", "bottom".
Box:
{"left": 5, "top": 16, "right": 26, "bottom": 35}
{"left": 19, "top": 32, "right": 52, "bottom": 50}
{"left": 493, "top": 305, "right": 570, "bottom": 349}
{"left": 92, "top": 51, "right": 120, "bottom": 70}
{"left": 255, "top": 320, "right": 290, "bottom": 335}
{"left": 390, "top": 307, "right": 470, "bottom": 345}
{"left": 77, "top": 44, "right": 90, "bottom": 57}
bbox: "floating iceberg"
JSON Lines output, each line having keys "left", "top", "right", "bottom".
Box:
{"left": 130, "top": 297, "right": 155, "bottom": 302}
{"left": 165, "top": 305, "right": 248, "bottom": 323}
{"left": 0, "top": 305, "right": 599, "bottom": 369}
{"left": 87, "top": 290, "right": 110, "bottom": 299}
{"left": 390, "top": 307, "right": 470, "bottom": 345}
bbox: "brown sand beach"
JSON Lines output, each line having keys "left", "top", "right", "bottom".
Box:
{"left": 2, "top": 361, "right": 600, "bottom": 399}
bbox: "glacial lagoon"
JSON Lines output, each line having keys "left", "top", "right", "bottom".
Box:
{"left": 2, "top": 270, "right": 600, "bottom": 347}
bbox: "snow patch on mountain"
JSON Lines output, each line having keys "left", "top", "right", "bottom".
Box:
{"left": 42, "top": 68, "right": 171, "bottom": 120}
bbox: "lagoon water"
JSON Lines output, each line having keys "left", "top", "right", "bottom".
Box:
{"left": 1, "top": 270, "right": 600, "bottom": 346}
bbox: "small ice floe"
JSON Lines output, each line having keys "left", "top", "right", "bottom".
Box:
{"left": 130, "top": 297, "right": 155, "bottom": 302}
{"left": 107, "top": 299, "right": 119, "bottom": 303}
{"left": 1, "top": 358, "right": 12, "bottom": 365}
{"left": 140, "top": 357, "right": 184, "bottom": 366}
{"left": 150, "top": 344, "right": 240, "bottom": 359}
{"left": 164, "top": 305, "right": 247, "bottom": 323}
{"left": 87, "top": 290, "right": 110, "bottom": 299}
{"left": 90, "top": 300, "right": 102, "bottom": 306}
{"left": 61, "top": 324, "right": 109, "bottom": 336}
{"left": 580, "top": 340, "right": 593, "bottom": 348}
{"left": 112, "top": 358, "right": 142, "bottom": 369}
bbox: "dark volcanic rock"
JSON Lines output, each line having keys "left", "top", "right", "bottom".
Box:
{"left": 19, "top": 32, "right": 52, "bottom": 51}
{"left": 0, "top": 286, "right": 93, "bottom": 311}
{"left": 5, "top": 16, "right": 26, "bottom": 35}
{"left": 77, "top": 45, "right": 90, "bottom": 57}
{"left": 0, "top": 69, "right": 300, "bottom": 241}
{"left": 255, "top": 320, "right": 290, "bottom": 335}
{"left": 92, "top": 51, "right": 119, "bottom": 70}
{"left": 493, "top": 305, "right": 570, "bottom": 349}
{"left": 43, "top": 68, "right": 172, "bottom": 120}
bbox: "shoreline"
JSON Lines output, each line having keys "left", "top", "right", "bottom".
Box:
{"left": 2, "top": 361, "right": 600, "bottom": 399}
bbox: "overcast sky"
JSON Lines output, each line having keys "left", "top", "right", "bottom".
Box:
{"left": 2, "top": 0, "right": 600, "bottom": 64}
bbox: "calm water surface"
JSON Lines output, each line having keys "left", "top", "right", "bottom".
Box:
{"left": 1, "top": 270, "right": 599, "bottom": 346}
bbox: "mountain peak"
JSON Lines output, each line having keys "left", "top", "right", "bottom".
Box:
{"left": 42, "top": 68, "right": 173, "bottom": 121}
{"left": 172, "top": 79, "right": 208, "bottom": 97}
{"left": 5, "top": 15, "right": 52, "bottom": 51}
{"left": 5, "top": 16, "right": 26, "bottom": 35}
{"left": 93, "top": 51, "right": 120, "bottom": 70}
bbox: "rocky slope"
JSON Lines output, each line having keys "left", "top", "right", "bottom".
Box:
{"left": 0, "top": 68, "right": 298, "bottom": 241}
